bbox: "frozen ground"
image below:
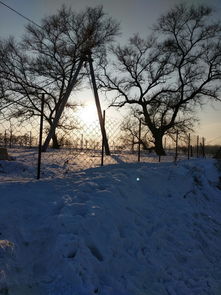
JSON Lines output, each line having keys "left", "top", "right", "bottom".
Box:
{"left": 0, "top": 158, "right": 221, "bottom": 294}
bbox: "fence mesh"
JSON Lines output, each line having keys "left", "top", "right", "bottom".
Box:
{"left": 0, "top": 106, "right": 210, "bottom": 180}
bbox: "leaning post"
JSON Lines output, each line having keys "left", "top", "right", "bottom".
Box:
{"left": 88, "top": 51, "right": 110, "bottom": 155}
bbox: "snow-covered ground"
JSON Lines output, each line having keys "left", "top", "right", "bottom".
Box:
{"left": 0, "top": 158, "right": 221, "bottom": 295}
{"left": 0, "top": 147, "right": 182, "bottom": 180}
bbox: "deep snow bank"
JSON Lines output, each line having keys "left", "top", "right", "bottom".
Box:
{"left": 0, "top": 159, "right": 221, "bottom": 295}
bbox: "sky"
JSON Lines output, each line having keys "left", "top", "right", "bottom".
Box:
{"left": 0, "top": 0, "right": 221, "bottom": 144}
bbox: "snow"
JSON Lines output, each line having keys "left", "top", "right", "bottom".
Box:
{"left": 0, "top": 158, "right": 221, "bottom": 294}
{"left": 0, "top": 147, "right": 182, "bottom": 180}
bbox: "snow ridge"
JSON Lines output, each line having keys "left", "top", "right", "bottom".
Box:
{"left": 0, "top": 159, "right": 221, "bottom": 295}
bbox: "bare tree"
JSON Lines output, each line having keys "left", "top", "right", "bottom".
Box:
{"left": 120, "top": 111, "right": 153, "bottom": 152}
{"left": 0, "top": 5, "right": 119, "bottom": 148}
{"left": 99, "top": 4, "right": 221, "bottom": 155}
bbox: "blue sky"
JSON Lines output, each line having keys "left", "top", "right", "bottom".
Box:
{"left": 0, "top": 0, "right": 221, "bottom": 144}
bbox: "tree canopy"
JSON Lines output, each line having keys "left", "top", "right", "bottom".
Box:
{"left": 0, "top": 5, "right": 119, "bottom": 147}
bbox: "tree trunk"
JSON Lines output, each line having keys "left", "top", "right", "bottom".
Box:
{"left": 52, "top": 133, "right": 60, "bottom": 149}
{"left": 142, "top": 106, "right": 166, "bottom": 155}
{"left": 154, "top": 133, "right": 166, "bottom": 156}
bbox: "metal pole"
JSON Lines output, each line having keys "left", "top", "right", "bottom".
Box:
{"left": 4, "top": 130, "right": 7, "bottom": 148}
{"left": 9, "top": 130, "right": 12, "bottom": 148}
{"left": 101, "top": 110, "right": 105, "bottom": 166}
{"left": 196, "top": 135, "right": 199, "bottom": 158}
{"left": 37, "top": 94, "right": 45, "bottom": 179}
{"left": 87, "top": 52, "right": 110, "bottom": 156}
{"left": 29, "top": 131, "right": 32, "bottom": 148}
{"left": 188, "top": 133, "right": 190, "bottom": 160}
{"left": 81, "top": 134, "right": 83, "bottom": 150}
{"left": 202, "top": 137, "right": 205, "bottom": 158}
{"left": 175, "top": 130, "right": 178, "bottom": 162}
{"left": 138, "top": 119, "right": 141, "bottom": 162}
{"left": 42, "top": 57, "right": 85, "bottom": 152}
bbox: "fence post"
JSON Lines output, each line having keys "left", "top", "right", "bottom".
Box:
{"left": 9, "top": 130, "right": 12, "bottom": 148}
{"left": 196, "top": 135, "right": 199, "bottom": 158}
{"left": 175, "top": 130, "right": 178, "bottom": 162}
{"left": 81, "top": 134, "right": 83, "bottom": 150}
{"left": 29, "top": 131, "right": 32, "bottom": 148}
{"left": 202, "top": 137, "right": 205, "bottom": 158}
{"left": 101, "top": 110, "right": 105, "bottom": 166}
{"left": 187, "top": 133, "right": 190, "bottom": 160}
{"left": 138, "top": 119, "right": 141, "bottom": 162}
{"left": 4, "top": 130, "right": 7, "bottom": 148}
{"left": 37, "top": 94, "right": 45, "bottom": 179}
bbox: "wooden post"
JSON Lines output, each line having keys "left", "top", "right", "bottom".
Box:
{"left": 138, "top": 119, "right": 141, "bottom": 162}
{"left": 81, "top": 134, "right": 83, "bottom": 150}
{"left": 187, "top": 133, "right": 190, "bottom": 160}
{"left": 175, "top": 130, "right": 178, "bottom": 162}
{"left": 42, "top": 57, "right": 85, "bottom": 152}
{"left": 4, "top": 130, "right": 7, "bottom": 148}
{"left": 196, "top": 135, "right": 199, "bottom": 158}
{"left": 190, "top": 145, "right": 193, "bottom": 157}
{"left": 29, "top": 131, "right": 32, "bottom": 148}
{"left": 101, "top": 110, "right": 105, "bottom": 166}
{"left": 9, "top": 130, "right": 12, "bottom": 148}
{"left": 88, "top": 52, "right": 110, "bottom": 156}
{"left": 37, "top": 94, "right": 45, "bottom": 180}
{"left": 202, "top": 137, "right": 205, "bottom": 158}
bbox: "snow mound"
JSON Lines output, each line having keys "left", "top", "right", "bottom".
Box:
{"left": 0, "top": 159, "right": 221, "bottom": 295}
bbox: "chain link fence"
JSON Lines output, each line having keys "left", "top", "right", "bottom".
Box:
{"left": 0, "top": 106, "right": 210, "bottom": 180}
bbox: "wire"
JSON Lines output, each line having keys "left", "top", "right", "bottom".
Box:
{"left": 0, "top": 0, "right": 42, "bottom": 29}
{"left": 207, "top": 135, "right": 221, "bottom": 144}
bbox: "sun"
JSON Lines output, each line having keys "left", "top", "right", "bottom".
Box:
{"left": 77, "top": 104, "right": 98, "bottom": 125}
